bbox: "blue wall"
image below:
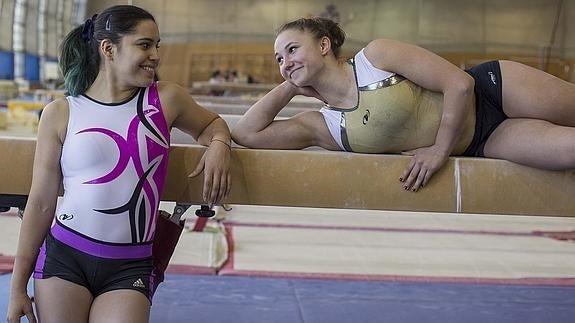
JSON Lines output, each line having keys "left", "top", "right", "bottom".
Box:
{"left": 0, "top": 51, "right": 14, "bottom": 79}
{"left": 24, "top": 53, "right": 40, "bottom": 82}
{"left": 0, "top": 52, "right": 57, "bottom": 81}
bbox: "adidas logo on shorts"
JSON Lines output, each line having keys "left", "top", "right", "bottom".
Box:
{"left": 133, "top": 278, "right": 146, "bottom": 288}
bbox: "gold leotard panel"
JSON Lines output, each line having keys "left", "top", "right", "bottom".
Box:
{"left": 331, "top": 64, "right": 474, "bottom": 154}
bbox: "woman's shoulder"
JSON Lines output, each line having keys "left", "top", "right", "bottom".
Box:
{"left": 43, "top": 97, "right": 69, "bottom": 115}
{"left": 363, "top": 38, "right": 424, "bottom": 71}
{"left": 156, "top": 81, "right": 187, "bottom": 99}
{"left": 362, "top": 39, "right": 401, "bottom": 64}
{"left": 364, "top": 38, "right": 404, "bottom": 53}
{"left": 39, "top": 97, "right": 69, "bottom": 140}
{"left": 354, "top": 42, "right": 396, "bottom": 86}
{"left": 155, "top": 80, "right": 201, "bottom": 126}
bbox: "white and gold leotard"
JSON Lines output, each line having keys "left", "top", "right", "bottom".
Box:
{"left": 320, "top": 49, "right": 474, "bottom": 154}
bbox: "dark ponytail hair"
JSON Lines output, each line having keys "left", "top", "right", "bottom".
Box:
{"left": 59, "top": 5, "right": 156, "bottom": 96}
{"left": 277, "top": 17, "right": 346, "bottom": 58}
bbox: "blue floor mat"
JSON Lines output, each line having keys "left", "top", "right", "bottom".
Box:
{"left": 2, "top": 273, "right": 575, "bottom": 323}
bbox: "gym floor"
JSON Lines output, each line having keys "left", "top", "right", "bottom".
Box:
{"left": 1, "top": 204, "right": 575, "bottom": 322}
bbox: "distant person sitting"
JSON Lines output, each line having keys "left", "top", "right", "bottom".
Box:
{"left": 209, "top": 70, "right": 225, "bottom": 84}
{"left": 246, "top": 74, "right": 259, "bottom": 84}
{"left": 208, "top": 70, "right": 225, "bottom": 95}
{"left": 228, "top": 70, "right": 240, "bottom": 83}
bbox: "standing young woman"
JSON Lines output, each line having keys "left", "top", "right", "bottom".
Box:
{"left": 7, "top": 5, "right": 231, "bottom": 323}
{"left": 233, "top": 17, "right": 575, "bottom": 192}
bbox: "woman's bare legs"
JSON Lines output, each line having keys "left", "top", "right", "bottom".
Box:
{"left": 35, "top": 278, "right": 150, "bottom": 323}
{"left": 483, "top": 60, "right": 575, "bottom": 169}
{"left": 34, "top": 277, "right": 93, "bottom": 323}
{"left": 89, "top": 290, "right": 151, "bottom": 323}
{"left": 499, "top": 60, "right": 575, "bottom": 125}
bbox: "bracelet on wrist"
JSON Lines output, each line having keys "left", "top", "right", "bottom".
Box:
{"left": 210, "top": 138, "right": 231, "bottom": 150}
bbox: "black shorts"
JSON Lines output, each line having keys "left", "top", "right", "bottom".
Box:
{"left": 34, "top": 232, "right": 158, "bottom": 303}
{"left": 462, "top": 60, "right": 507, "bottom": 157}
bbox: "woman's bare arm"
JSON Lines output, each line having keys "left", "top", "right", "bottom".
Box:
{"left": 159, "top": 81, "right": 232, "bottom": 205}
{"left": 232, "top": 81, "right": 336, "bottom": 150}
{"left": 8, "top": 100, "right": 67, "bottom": 322}
{"left": 364, "top": 39, "right": 474, "bottom": 191}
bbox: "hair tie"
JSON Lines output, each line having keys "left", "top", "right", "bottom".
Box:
{"left": 81, "top": 14, "right": 98, "bottom": 42}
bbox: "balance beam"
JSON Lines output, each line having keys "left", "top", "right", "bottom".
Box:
{"left": 0, "top": 137, "right": 573, "bottom": 216}
{"left": 200, "top": 102, "right": 310, "bottom": 118}
{"left": 191, "top": 81, "right": 276, "bottom": 94}
{"left": 193, "top": 95, "right": 324, "bottom": 109}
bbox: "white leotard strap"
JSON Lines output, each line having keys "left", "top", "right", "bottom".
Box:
{"left": 319, "top": 106, "right": 345, "bottom": 150}
{"left": 319, "top": 48, "right": 396, "bottom": 150}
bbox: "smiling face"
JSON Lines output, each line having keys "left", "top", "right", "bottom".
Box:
{"left": 274, "top": 29, "right": 325, "bottom": 87}
{"left": 110, "top": 19, "right": 161, "bottom": 88}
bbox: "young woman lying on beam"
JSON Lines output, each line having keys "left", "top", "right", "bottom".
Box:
{"left": 232, "top": 17, "right": 575, "bottom": 192}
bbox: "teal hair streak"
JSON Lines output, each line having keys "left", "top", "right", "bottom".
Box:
{"left": 59, "top": 26, "right": 99, "bottom": 97}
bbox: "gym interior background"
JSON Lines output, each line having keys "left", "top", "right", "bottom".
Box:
{"left": 0, "top": 0, "right": 573, "bottom": 93}
{"left": 1, "top": 2, "right": 575, "bottom": 322}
